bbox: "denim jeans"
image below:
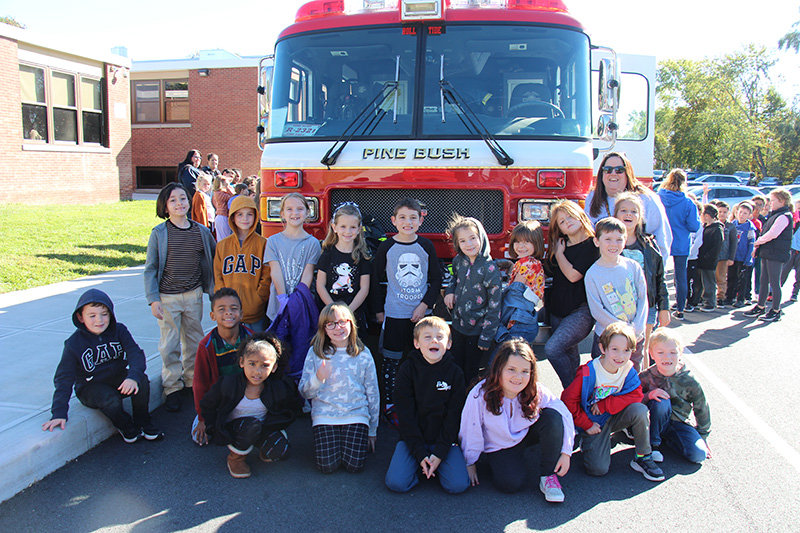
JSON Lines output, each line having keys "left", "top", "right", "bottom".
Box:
{"left": 385, "top": 442, "right": 470, "bottom": 494}
{"left": 544, "top": 304, "right": 594, "bottom": 389}
{"left": 672, "top": 255, "right": 689, "bottom": 312}
{"left": 648, "top": 399, "right": 707, "bottom": 463}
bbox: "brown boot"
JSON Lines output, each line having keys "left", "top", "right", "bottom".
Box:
{"left": 227, "top": 445, "right": 252, "bottom": 478}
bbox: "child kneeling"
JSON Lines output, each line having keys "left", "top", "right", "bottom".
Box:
{"left": 459, "top": 339, "right": 574, "bottom": 502}
{"left": 561, "top": 322, "right": 664, "bottom": 481}
{"left": 640, "top": 328, "right": 711, "bottom": 464}
{"left": 200, "top": 333, "right": 298, "bottom": 478}
{"left": 299, "top": 303, "right": 379, "bottom": 474}
{"left": 385, "top": 317, "right": 469, "bottom": 494}
{"left": 43, "top": 289, "right": 162, "bottom": 443}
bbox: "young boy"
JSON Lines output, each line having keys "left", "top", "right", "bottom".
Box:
{"left": 728, "top": 202, "right": 757, "bottom": 307}
{"left": 191, "top": 288, "right": 254, "bottom": 445}
{"left": 561, "top": 321, "right": 664, "bottom": 481}
{"left": 697, "top": 204, "right": 724, "bottom": 312}
{"left": 385, "top": 317, "right": 469, "bottom": 494}
{"left": 43, "top": 289, "right": 162, "bottom": 443}
{"left": 711, "top": 201, "right": 737, "bottom": 307}
{"left": 371, "top": 198, "right": 442, "bottom": 426}
{"left": 584, "top": 217, "right": 648, "bottom": 369}
{"left": 214, "top": 195, "right": 271, "bottom": 332}
{"left": 640, "top": 328, "right": 711, "bottom": 464}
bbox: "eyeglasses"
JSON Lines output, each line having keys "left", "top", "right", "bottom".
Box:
{"left": 324, "top": 319, "right": 350, "bottom": 330}
{"left": 602, "top": 166, "right": 626, "bottom": 175}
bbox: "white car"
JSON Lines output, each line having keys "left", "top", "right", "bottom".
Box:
{"left": 687, "top": 185, "right": 762, "bottom": 203}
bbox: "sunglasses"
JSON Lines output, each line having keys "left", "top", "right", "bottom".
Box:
{"left": 602, "top": 166, "right": 626, "bottom": 175}
{"left": 324, "top": 319, "right": 350, "bottom": 330}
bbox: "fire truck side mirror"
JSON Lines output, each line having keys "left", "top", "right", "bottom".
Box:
{"left": 598, "top": 58, "right": 620, "bottom": 112}
{"left": 596, "top": 114, "right": 618, "bottom": 142}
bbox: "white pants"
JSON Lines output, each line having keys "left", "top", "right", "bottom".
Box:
{"left": 158, "top": 287, "right": 204, "bottom": 395}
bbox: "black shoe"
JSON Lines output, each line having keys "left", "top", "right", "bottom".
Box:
{"left": 684, "top": 305, "right": 695, "bottom": 312}
{"left": 671, "top": 311, "right": 684, "bottom": 320}
{"left": 718, "top": 299, "right": 731, "bottom": 308}
{"left": 141, "top": 422, "right": 165, "bottom": 441}
{"left": 118, "top": 427, "right": 141, "bottom": 444}
{"left": 761, "top": 309, "right": 782, "bottom": 322}
{"left": 700, "top": 305, "right": 715, "bottom": 313}
{"left": 790, "top": 293, "right": 798, "bottom": 302}
{"left": 181, "top": 386, "right": 193, "bottom": 398}
{"left": 732, "top": 300, "right": 746, "bottom": 308}
{"left": 743, "top": 305, "right": 765, "bottom": 318}
{"left": 630, "top": 454, "right": 665, "bottom": 482}
{"left": 164, "top": 391, "right": 182, "bottom": 412}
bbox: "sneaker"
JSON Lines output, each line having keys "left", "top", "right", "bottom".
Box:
{"left": 743, "top": 305, "right": 766, "bottom": 318}
{"left": 732, "top": 300, "right": 746, "bottom": 308}
{"left": 630, "top": 454, "right": 665, "bottom": 482}
{"left": 718, "top": 299, "right": 730, "bottom": 308}
{"left": 141, "top": 423, "right": 164, "bottom": 441}
{"left": 761, "top": 309, "right": 782, "bottom": 322}
{"left": 670, "top": 303, "right": 678, "bottom": 311}
{"left": 164, "top": 391, "right": 182, "bottom": 412}
{"left": 684, "top": 305, "right": 695, "bottom": 312}
{"left": 539, "top": 475, "right": 565, "bottom": 503}
{"left": 118, "top": 427, "right": 141, "bottom": 444}
{"left": 700, "top": 305, "right": 715, "bottom": 313}
{"left": 651, "top": 448, "right": 664, "bottom": 463}
{"left": 671, "top": 311, "right": 684, "bottom": 320}
{"left": 790, "top": 293, "right": 798, "bottom": 302}
{"left": 383, "top": 405, "right": 399, "bottom": 428}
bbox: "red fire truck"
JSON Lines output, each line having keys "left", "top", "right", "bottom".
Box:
{"left": 257, "top": 0, "right": 654, "bottom": 260}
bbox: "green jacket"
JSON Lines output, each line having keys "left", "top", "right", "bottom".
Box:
{"left": 639, "top": 364, "right": 711, "bottom": 438}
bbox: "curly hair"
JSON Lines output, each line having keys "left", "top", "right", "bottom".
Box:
{"left": 236, "top": 332, "right": 288, "bottom": 377}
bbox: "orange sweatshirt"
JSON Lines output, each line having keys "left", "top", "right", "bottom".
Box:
{"left": 213, "top": 196, "right": 271, "bottom": 323}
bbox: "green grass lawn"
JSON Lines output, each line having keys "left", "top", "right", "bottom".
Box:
{"left": 0, "top": 201, "right": 159, "bottom": 293}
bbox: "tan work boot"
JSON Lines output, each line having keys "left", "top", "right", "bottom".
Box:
{"left": 227, "top": 445, "right": 253, "bottom": 478}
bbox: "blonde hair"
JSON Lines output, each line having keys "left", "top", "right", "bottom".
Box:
{"left": 648, "top": 327, "right": 683, "bottom": 352}
{"left": 613, "top": 192, "right": 646, "bottom": 240}
{"left": 546, "top": 200, "right": 594, "bottom": 266}
{"left": 321, "top": 203, "right": 371, "bottom": 263}
{"left": 280, "top": 192, "right": 310, "bottom": 224}
{"left": 770, "top": 188, "right": 794, "bottom": 212}
{"left": 446, "top": 215, "right": 483, "bottom": 256}
{"left": 598, "top": 321, "right": 636, "bottom": 352}
{"left": 660, "top": 169, "right": 688, "bottom": 192}
{"left": 413, "top": 316, "right": 450, "bottom": 341}
{"left": 508, "top": 220, "right": 544, "bottom": 260}
{"left": 311, "top": 302, "right": 364, "bottom": 359}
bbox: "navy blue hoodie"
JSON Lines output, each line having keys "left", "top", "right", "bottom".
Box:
{"left": 50, "top": 289, "right": 147, "bottom": 420}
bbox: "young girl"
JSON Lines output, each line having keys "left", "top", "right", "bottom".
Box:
{"left": 614, "top": 192, "right": 670, "bottom": 362}
{"left": 200, "top": 333, "right": 297, "bottom": 479}
{"left": 144, "top": 183, "right": 216, "bottom": 413}
{"left": 458, "top": 339, "right": 574, "bottom": 502}
{"left": 443, "top": 216, "right": 502, "bottom": 386}
{"left": 495, "top": 221, "right": 545, "bottom": 348}
{"left": 212, "top": 175, "right": 235, "bottom": 242}
{"left": 543, "top": 200, "right": 599, "bottom": 389}
{"left": 316, "top": 202, "right": 372, "bottom": 333}
{"left": 264, "top": 193, "right": 322, "bottom": 321}
{"left": 299, "top": 303, "right": 379, "bottom": 473}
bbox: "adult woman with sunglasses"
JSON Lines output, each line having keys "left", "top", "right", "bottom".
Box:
{"left": 585, "top": 152, "right": 672, "bottom": 264}
{"left": 657, "top": 169, "right": 701, "bottom": 319}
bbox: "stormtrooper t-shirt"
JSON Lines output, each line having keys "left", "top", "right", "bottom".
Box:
{"left": 372, "top": 237, "right": 441, "bottom": 319}
{"left": 316, "top": 246, "right": 372, "bottom": 307}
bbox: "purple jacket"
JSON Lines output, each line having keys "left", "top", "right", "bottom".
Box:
{"left": 267, "top": 283, "right": 319, "bottom": 381}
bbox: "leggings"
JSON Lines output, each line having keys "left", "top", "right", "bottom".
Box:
{"left": 544, "top": 304, "right": 594, "bottom": 389}
{"left": 672, "top": 255, "right": 689, "bottom": 312}
{"left": 757, "top": 259, "right": 784, "bottom": 311}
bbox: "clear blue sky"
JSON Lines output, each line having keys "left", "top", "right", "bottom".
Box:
{"left": 7, "top": 0, "right": 800, "bottom": 97}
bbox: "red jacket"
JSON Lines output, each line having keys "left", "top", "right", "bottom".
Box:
{"left": 561, "top": 362, "right": 643, "bottom": 431}
{"left": 193, "top": 325, "right": 253, "bottom": 421}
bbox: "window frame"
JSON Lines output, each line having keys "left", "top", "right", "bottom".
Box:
{"left": 136, "top": 166, "right": 178, "bottom": 190}
{"left": 19, "top": 61, "right": 107, "bottom": 147}
{"left": 132, "top": 78, "right": 190, "bottom": 124}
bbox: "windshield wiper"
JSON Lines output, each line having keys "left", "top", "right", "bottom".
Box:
{"left": 321, "top": 56, "right": 401, "bottom": 167}
{"left": 439, "top": 56, "right": 513, "bottom": 166}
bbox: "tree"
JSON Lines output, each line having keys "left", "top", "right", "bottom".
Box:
{"left": 0, "top": 16, "right": 25, "bottom": 28}
{"left": 779, "top": 9, "right": 800, "bottom": 53}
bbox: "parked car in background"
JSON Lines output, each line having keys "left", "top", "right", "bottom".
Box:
{"left": 653, "top": 169, "right": 665, "bottom": 182}
{"left": 687, "top": 184, "right": 762, "bottom": 203}
{"left": 792, "top": 176, "right": 800, "bottom": 185}
{"left": 759, "top": 177, "right": 782, "bottom": 186}
{"left": 734, "top": 171, "right": 755, "bottom": 181}
{"left": 688, "top": 174, "right": 745, "bottom": 186}
{"left": 759, "top": 186, "right": 777, "bottom": 195}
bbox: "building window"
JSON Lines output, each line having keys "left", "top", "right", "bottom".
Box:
{"left": 133, "top": 79, "right": 189, "bottom": 123}
{"left": 20, "top": 63, "right": 106, "bottom": 146}
{"left": 136, "top": 166, "right": 177, "bottom": 190}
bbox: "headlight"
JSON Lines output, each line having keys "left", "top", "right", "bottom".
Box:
{"left": 263, "top": 196, "right": 319, "bottom": 223}
{"left": 518, "top": 200, "right": 551, "bottom": 222}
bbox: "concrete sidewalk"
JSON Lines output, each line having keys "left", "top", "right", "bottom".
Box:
{"left": 0, "top": 266, "right": 212, "bottom": 503}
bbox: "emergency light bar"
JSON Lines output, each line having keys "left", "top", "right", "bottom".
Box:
{"left": 445, "top": 0, "right": 568, "bottom": 12}
{"left": 401, "top": 0, "right": 443, "bottom": 20}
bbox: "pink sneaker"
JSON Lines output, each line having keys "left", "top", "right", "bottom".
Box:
{"left": 539, "top": 474, "right": 564, "bottom": 503}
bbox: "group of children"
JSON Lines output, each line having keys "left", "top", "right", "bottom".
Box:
{"left": 678, "top": 188, "right": 799, "bottom": 323}
{"left": 43, "top": 186, "right": 715, "bottom": 502}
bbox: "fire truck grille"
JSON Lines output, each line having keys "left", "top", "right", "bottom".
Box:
{"left": 329, "top": 189, "right": 505, "bottom": 235}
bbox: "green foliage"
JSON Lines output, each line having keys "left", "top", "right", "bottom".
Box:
{"left": 0, "top": 15, "right": 25, "bottom": 28}
{"left": 656, "top": 45, "right": 800, "bottom": 180}
{"left": 0, "top": 202, "right": 157, "bottom": 293}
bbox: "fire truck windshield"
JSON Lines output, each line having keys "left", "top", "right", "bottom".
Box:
{"left": 267, "top": 23, "right": 591, "bottom": 142}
